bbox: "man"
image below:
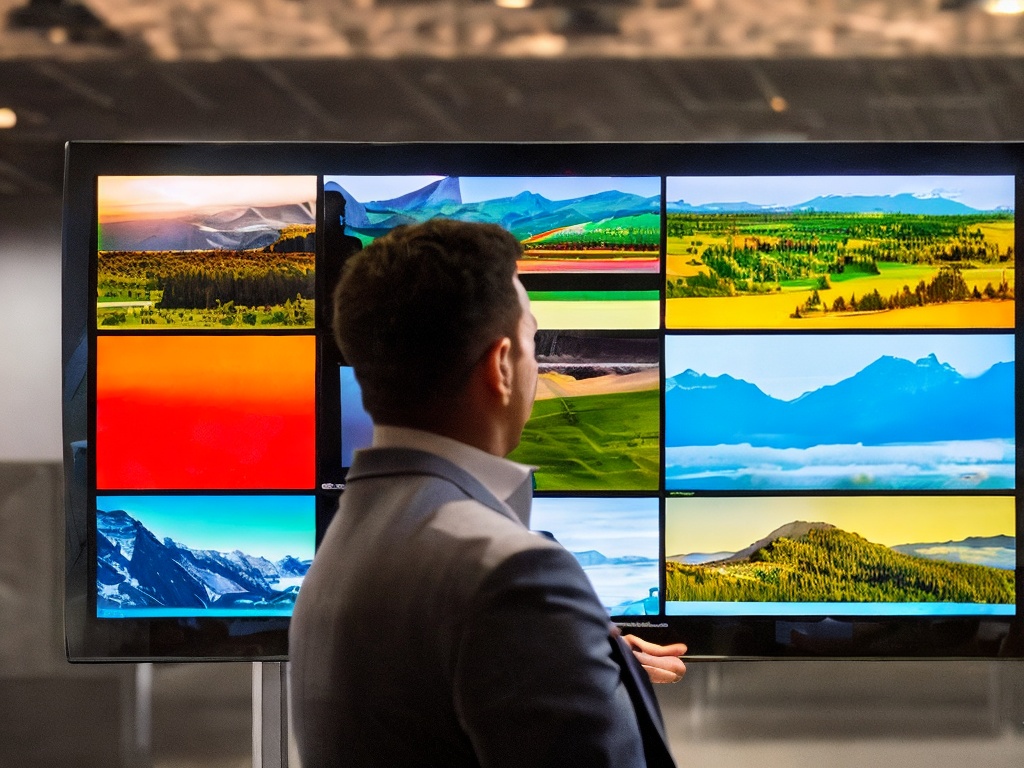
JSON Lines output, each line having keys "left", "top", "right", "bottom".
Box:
{"left": 290, "top": 219, "right": 685, "bottom": 767}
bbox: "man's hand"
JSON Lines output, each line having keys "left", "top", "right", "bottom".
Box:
{"left": 623, "top": 634, "right": 687, "bottom": 684}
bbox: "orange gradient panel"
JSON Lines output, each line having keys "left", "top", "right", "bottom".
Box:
{"left": 97, "top": 336, "right": 316, "bottom": 490}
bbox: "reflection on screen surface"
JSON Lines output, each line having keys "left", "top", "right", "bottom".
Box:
{"left": 340, "top": 366, "right": 373, "bottom": 467}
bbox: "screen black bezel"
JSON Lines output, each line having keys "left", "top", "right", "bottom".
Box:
{"left": 63, "top": 141, "right": 1024, "bottom": 661}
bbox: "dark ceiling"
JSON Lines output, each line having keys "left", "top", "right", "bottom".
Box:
{"left": 3, "top": 55, "right": 1024, "bottom": 205}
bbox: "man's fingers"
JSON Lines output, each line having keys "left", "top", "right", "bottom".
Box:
{"left": 633, "top": 650, "right": 687, "bottom": 683}
{"left": 623, "top": 634, "right": 688, "bottom": 657}
{"left": 639, "top": 659, "right": 687, "bottom": 684}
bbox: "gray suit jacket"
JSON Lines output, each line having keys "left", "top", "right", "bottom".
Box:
{"left": 290, "top": 447, "right": 674, "bottom": 767}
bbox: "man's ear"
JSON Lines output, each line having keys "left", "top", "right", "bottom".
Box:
{"left": 481, "top": 336, "right": 514, "bottom": 406}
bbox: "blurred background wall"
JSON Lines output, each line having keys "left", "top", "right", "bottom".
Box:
{"left": 2, "top": 1, "right": 1024, "bottom": 765}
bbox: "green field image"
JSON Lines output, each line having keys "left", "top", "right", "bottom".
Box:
{"left": 524, "top": 213, "right": 660, "bottom": 252}
{"left": 97, "top": 244, "right": 315, "bottom": 329}
{"left": 508, "top": 388, "right": 659, "bottom": 491}
{"left": 666, "top": 212, "right": 1014, "bottom": 323}
{"left": 666, "top": 527, "right": 1015, "bottom": 604}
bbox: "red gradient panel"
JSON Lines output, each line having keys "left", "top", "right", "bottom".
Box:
{"left": 97, "top": 336, "right": 316, "bottom": 490}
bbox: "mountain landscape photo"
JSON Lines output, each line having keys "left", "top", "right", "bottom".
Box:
{"left": 98, "top": 201, "right": 316, "bottom": 252}
{"left": 530, "top": 497, "right": 660, "bottom": 615}
{"left": 96, "top": 175, "right": 317, "bottom": 329}
{"left": 666, "top": 519, "right": 1015, "bottom": 609}
{"left": 324, "top": 175, "right": 661, "bottom": 273}
{"left": 664, "top": 175, "right": 1015, "bottom": 329}
{"left": 664, "top": 334, "right": 1015, "bottom": 491}
{"left": 96, "top": 507, "right": 312, "bottom": 617}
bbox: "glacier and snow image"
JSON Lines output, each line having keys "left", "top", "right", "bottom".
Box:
{"left": 96, "top": 496, "right": 314, "bottom": 618}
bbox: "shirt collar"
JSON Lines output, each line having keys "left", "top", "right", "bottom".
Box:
{"left": 371, "top": 425, "right": 534, "bottom": 525}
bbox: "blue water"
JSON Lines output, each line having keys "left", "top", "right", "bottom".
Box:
{"left": 581, "top": 563, "right": 660, "bottom": 615}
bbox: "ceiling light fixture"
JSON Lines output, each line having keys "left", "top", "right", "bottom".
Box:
{"left": 6, "top": 0, "right": 122, "bottom": 45}
{"left": 0, "top": 109, "right": 16, "bottom": 129}
{"left": 984, "top": 0, "right": 1024, "bottom": 12}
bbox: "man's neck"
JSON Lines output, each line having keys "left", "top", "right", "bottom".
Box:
{"left": 370, "top": 424, "right": 534, "bottom": 525}
{"left": 381, "top": 414, "right": 511, "bottom": 458}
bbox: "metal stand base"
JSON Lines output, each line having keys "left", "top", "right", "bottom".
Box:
{"left": 253, "top": 662, "right": 289, "bottom": 768}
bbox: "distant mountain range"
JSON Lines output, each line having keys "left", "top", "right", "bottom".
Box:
{"left": 893, "top": 534, "right": 1015, "bottom": 570}
{"left": 666, "top": 353, "right": 1013, "bottom": 449}
{"left": 571, "top": 549, "right": 658, "bottom": 567}
{"left": 96, "top": 508, "right": 311, "bottom": 612}
{"left": 325, "top": 178, "right": 659, "bottom": 241}
{"left": 99, "top": 202, "right": 315, "bottom": 251}
{"left": 666, "top": 193, "right": 1011, "bottom": 216}
{"left": 668, "top": 551, "right": 735, "bottom": 565}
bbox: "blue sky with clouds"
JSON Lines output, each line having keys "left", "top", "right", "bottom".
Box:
{"left": 530, "top": 497, "right": 659, "bottom": 560}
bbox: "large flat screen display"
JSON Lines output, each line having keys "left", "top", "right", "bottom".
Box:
{"left": 63, "top": 142, "right": 1023, "bottom": 660}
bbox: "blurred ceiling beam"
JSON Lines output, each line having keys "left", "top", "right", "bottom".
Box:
{"left": 1, "top": 56, "right": 1024, "bottom": 201}
{"left": 4, "top": 0, "right": 1024, "bottom": 60}
{"left": 2, "top": 3, "right": 1024, "bottom": 204}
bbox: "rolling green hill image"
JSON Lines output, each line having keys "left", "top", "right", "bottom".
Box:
{"left": 666, "top": 522, "right": 1015, "bottom": 604}
{"left": 523, "top": 212, "right": 660, "bottom": 252}
{"left": 509, "top": 387, "right": 659, "bottom": 491}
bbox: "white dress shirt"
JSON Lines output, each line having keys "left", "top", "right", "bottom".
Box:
{"left": 371, "top": 425, "right": 535, "bottom": 526}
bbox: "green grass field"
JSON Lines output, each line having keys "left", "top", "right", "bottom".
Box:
{"left": 508, "top": 387, "right": 659, "bottom": 491}
{"left": 97, "top": 299, "right": 315, "bottom": 329}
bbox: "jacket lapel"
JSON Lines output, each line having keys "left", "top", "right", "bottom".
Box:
{"left": 609, "top": 632, "right": 677, "bottom": 767}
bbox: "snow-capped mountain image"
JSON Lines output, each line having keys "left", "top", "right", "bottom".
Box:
{"left": 96, "top": 506, "right": 312, "bottom": 617}
{"left": 664, "top": 334, "right": 1014, "bottom": 491}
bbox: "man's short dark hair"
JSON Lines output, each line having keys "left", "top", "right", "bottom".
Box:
{"left": 333, "top": 219, "right": 524, "bottom": 425}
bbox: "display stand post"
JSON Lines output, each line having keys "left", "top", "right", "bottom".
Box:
{"left": 252, "top": 662, "right": 289, "bottom": 768}
{"left": 133, "top": 662, "right": 153, "bottom": 768}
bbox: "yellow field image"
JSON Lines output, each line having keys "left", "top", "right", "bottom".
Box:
{"left": 668, "top": 294, "right": 1014, "bottom": 329}
{"left": 667, "top": 262, "right": 1015, "bottom": 329}
{"left": 666, "top": 235, "right": 730, "bottom": 279}
{"left": 531, "top": 299, "right": 659, "bottom": 330}
{"left": 979, "top": 220, "right": 1015, "bottom": 253}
